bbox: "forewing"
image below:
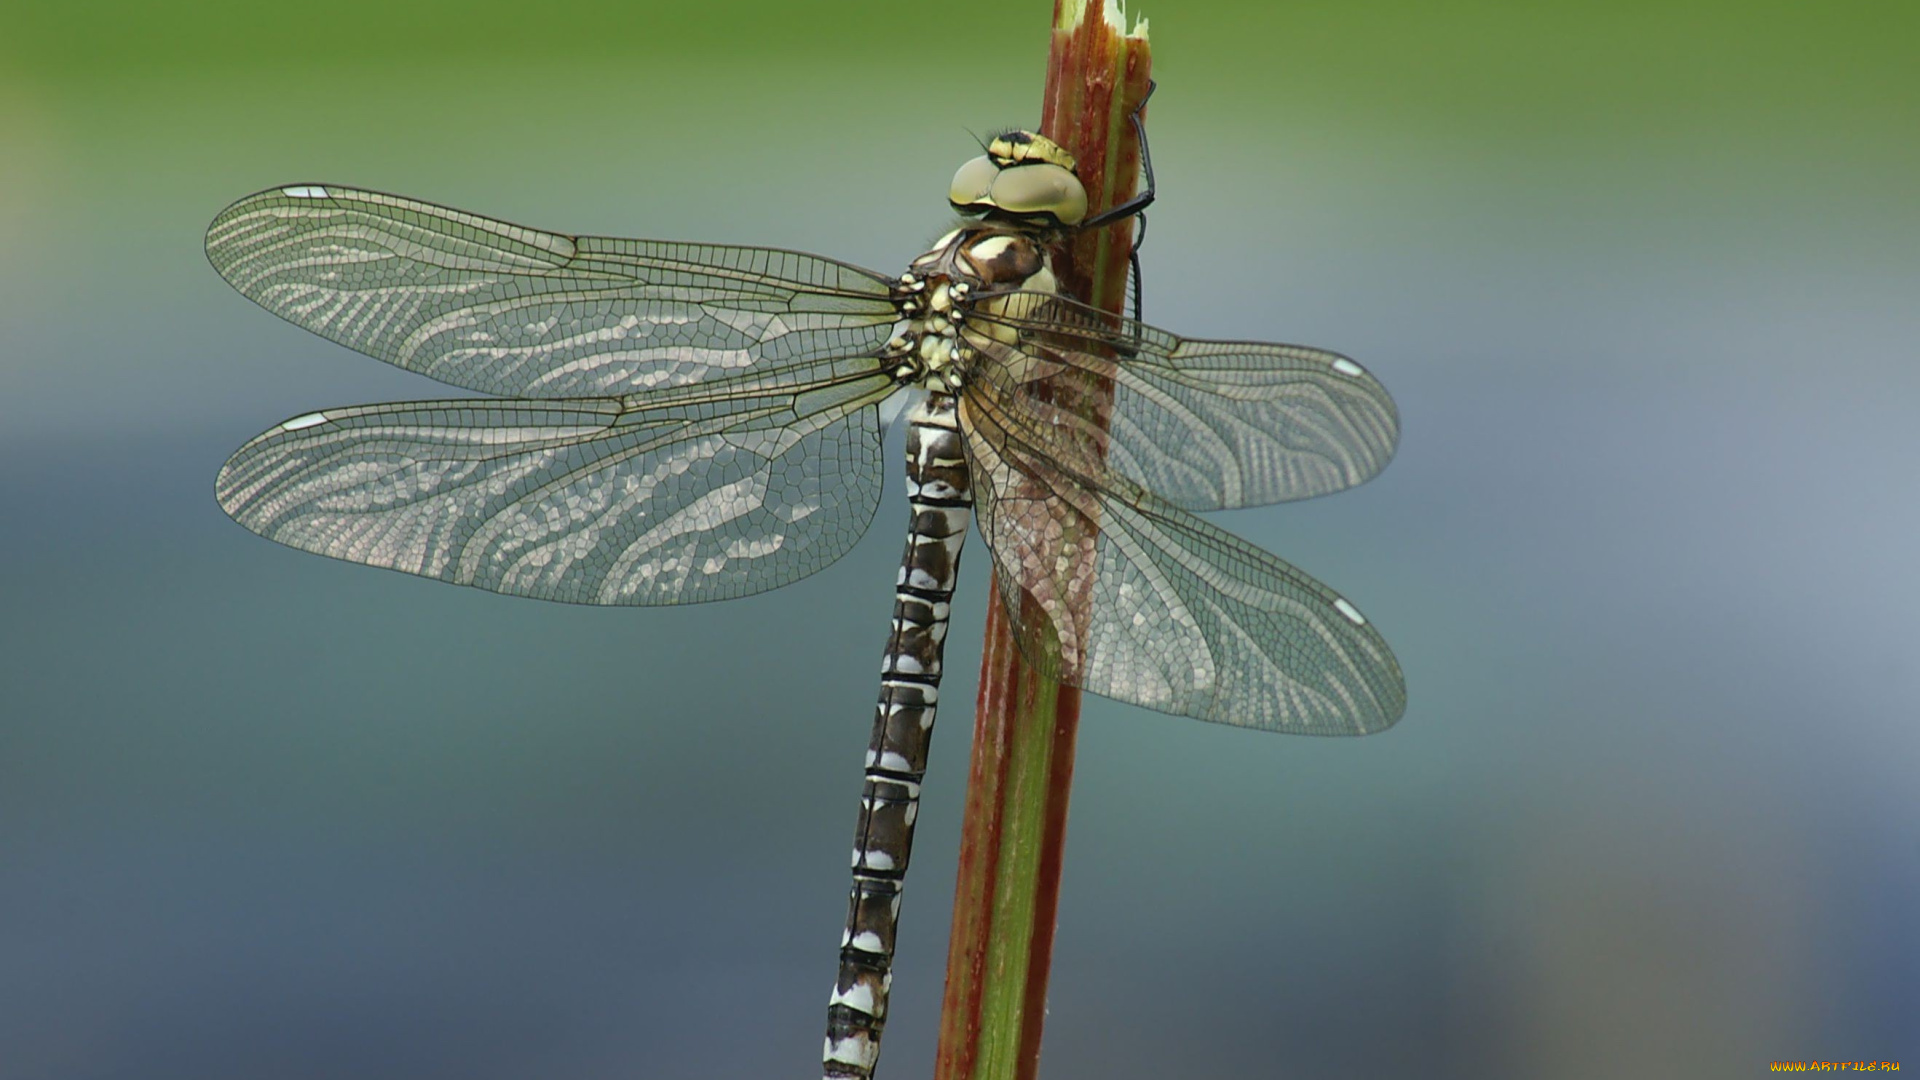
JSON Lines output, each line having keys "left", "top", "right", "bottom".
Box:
{"left": 205, "top": 185, "right": 901, "bottom": 398}
{"left": 967, "top": 293, "right": 1398, "bottom": 510}
{"left": 960, "top": 390, "right": 1405, "bottom": 734}
{"left": 215, "top": 371, "right": 896, "bottom": 605}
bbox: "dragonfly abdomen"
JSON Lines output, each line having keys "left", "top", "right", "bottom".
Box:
{"left": 825, "top": 394, "right": 972, "bottom": 1080}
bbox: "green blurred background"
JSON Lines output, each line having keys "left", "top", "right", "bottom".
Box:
{"left": 2, "top": 1, "right": 1915, "bottom": 1077}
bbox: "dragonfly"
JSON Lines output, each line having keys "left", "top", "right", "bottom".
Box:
{"left": 205, "top": 90, "right": 1405, "bottom": 1080}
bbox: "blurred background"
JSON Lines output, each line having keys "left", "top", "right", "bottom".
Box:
{"left": 2, "top": 1, "right": 1915, "bottom": 1077}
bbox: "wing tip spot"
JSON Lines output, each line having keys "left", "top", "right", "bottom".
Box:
{"left": 282, "top": 411, "right": 329, "bottom": 431}
{"left": 1331, "top": 357, "right": 1365, "bottom": 378}
{"left": 1332, "top": 597, "right": 1367, "bottom": 625}
{"left": 280, "top": 185, "right": 330, "bottom": 199}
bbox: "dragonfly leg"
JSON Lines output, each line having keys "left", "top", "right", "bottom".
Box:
{"left": 1072, "top": 78, "right": 1156, "bottom": 320}
{"left": 1074, "top": 78, "right": 1158, "bottom": 232}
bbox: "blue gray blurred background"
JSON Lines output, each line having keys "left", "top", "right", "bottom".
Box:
{"left": 2, "top": 1, "right": 1915, "bottom": 1077}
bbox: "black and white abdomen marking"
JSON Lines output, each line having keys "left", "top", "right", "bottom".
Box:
{"left": 823, "top": 393, "right": 972, "bottom": 1080}
{"left": 824, "top": 224, "right": 1056, "bottom": 1080}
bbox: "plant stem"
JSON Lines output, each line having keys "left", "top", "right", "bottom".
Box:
{"left": 932, "top": 4, "right": 1150, "bottom": 1078}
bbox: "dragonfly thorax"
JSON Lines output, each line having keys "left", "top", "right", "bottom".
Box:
{"left": 887, "top": 226, "right": 1059, "bottom": 393}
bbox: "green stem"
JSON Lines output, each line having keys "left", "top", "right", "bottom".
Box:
{"left": 932, "top": 4, "right": 1150, "bottom": 1079}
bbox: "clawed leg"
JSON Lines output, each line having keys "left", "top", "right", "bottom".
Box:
{"left": 1075, "top": 80, "right": 1157, "bottom": 321}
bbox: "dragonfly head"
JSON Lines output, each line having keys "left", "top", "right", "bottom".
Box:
{"left": 949, "top": 129, "right": 1088, "bottom": 228}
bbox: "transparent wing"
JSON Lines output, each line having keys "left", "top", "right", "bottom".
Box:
{"left": 959, "top": 386, "right": 1405, "bottom": 734}
{"left": 205, "top": 185, "right": 901, "bottom": 399}
{"left": 964, "top": 292, "right": 1398, "bottom": 511}
{"left": 215, "top": 369, "right": 897, "bottom": 605}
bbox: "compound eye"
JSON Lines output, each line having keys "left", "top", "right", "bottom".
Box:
{"left": 949, "top": 155, "right": 1001, "bottom": 213}
{"left": 989, "top": 163, "right": 1088, "bottom": 226}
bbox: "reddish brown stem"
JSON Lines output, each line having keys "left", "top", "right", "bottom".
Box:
{"left": 932, "top": 4, "right": 1150, "bottom": 1079}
